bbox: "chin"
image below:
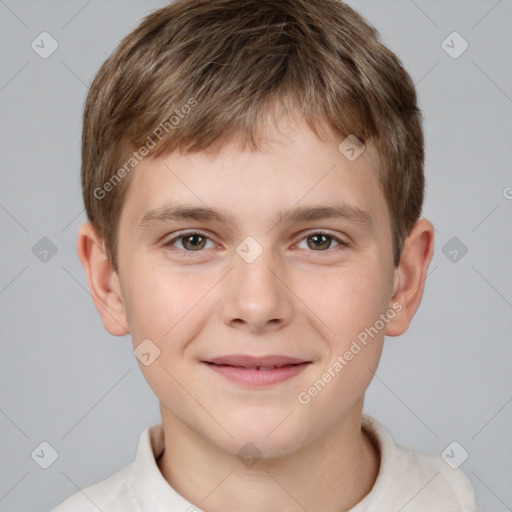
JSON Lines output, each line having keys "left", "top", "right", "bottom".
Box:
{"left": 214, "top": 411, "right": 312, "bottom": 460}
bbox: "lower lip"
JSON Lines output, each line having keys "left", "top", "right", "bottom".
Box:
{"left": 204, "top": 362, "right": 310, "bottom": 386}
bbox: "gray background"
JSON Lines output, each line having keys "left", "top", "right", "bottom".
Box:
{"left": 0, "top": 0, "right": 511, "bottom": 510}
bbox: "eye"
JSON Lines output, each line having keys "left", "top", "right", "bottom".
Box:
{"left": 164, "top": 230, "right": 347, "bottom": 255}
{"left": 165, "top": 231, "right": 215, "bottom": 252}
{"left": 296, "top": 232, "right": 347, "bottom": 252}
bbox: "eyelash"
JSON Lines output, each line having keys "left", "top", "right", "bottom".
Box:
{"left": 164, "top": 230, "right": 348, "bottom": 255}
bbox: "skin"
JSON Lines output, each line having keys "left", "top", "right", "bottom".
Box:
{"left": 78, "top": 114, "right": 434, "bottom": 512}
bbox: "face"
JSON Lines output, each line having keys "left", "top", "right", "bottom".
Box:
{"left": 114, "top": 117, "right": 399, "bottom": 457}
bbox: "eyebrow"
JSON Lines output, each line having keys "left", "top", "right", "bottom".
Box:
{"left": 137, "top": 203, "right": 373, "bottom": 230}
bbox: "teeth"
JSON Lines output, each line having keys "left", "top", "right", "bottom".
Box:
{"left": 241, "top": 366, "right": 277, "bottom": 370}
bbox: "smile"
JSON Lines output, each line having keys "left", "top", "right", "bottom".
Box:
{"left": 202, "top": 355, "right": 311, "bottom": 386}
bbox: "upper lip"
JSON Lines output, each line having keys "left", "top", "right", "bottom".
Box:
{"left": 204, "top": 355, "right": 310, "bottom": 368}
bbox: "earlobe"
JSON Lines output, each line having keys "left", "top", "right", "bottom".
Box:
{"left": 385, "top": 219, "right": 435, "bottom": 337}
{"left": 76, "top": 222, "right": 130, "bottom": 336}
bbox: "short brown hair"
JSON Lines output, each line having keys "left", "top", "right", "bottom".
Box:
{"left": 82, "top": 0, "right": 424, "bottom": 271}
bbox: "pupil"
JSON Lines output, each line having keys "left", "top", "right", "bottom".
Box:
{"left": 310, "top": 234, "right": 329, "bottom": 250}
{"left": 185, "top": 235, "right": 205, "bottom": 250}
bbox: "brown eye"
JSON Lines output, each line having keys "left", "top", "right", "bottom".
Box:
{"left": 297, "top": 232, "right": 346, "bottom": 252}
{"left": 166, "top": 232, "right": 214, "bottom": 252}
{"left": 308, "top": 234, "right": 331, "bottom": 250}
{"left": 181, "top": 234, "right": 207, "bottom": 251}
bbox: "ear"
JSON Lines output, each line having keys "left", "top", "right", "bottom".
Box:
{"left": 76, "top": 222, "right": 129, "bottom": 336}
{"left": 385, "top": 218, "right": 435, "bottom": 337}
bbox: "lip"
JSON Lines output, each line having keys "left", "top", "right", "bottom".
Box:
{"left": 202, "top": 354, "right": 311, "bottom": 387}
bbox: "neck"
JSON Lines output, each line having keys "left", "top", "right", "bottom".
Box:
{"left": 156, "top": 404, "right": 380, "bottom": 512}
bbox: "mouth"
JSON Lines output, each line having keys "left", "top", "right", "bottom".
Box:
{"left": 202, "top": 355, "right": 312, "bottom": 386}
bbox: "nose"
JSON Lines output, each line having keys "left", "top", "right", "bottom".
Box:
{"left": 220, "top": 241, "right": 294, "bottom": 333}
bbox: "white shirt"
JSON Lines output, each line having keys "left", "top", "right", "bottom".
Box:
{"left": 50, "top": 414, "right": 480, "bottom": 511}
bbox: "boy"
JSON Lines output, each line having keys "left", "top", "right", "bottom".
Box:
{"left": 52, "top": 0, "right": 480, "bottom": 510}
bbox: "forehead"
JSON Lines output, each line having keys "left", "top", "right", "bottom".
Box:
{"left": 120, "top": 117, "right": 387, "bottom": 232}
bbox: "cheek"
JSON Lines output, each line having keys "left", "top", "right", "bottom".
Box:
{"left": 303, "top": 263, "right": 392, "bottom": 344}
{"left": 123, "top": 265, "right": 209, "bottom": 341}
{"left": 295, "top": 268, "right": 389, "bottom": 420}
{"left": 124, "top": 267, "right": 211, "bottom": 418}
